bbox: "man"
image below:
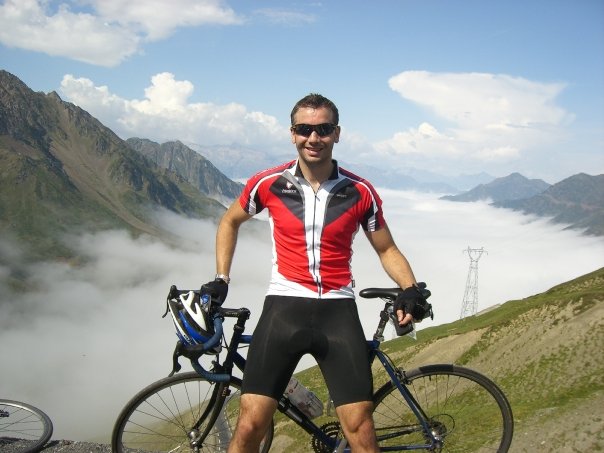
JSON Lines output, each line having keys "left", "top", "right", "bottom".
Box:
{"left": 205, "top": 93, "right": 424, "bottom": 452}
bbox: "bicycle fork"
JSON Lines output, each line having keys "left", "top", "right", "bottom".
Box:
{"left": 373, "top": 350, "right": 444, "bottom": 451}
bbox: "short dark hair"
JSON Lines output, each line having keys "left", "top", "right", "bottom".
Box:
{"left": 290, "top": 93, "right": 339, "bottom": 125}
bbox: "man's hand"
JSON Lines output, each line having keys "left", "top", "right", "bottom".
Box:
{"left": 394, "top": 284, "right": 431, "bottom": 326}
{"left": 200, "top": 278, "right": 229, "bottom": 304}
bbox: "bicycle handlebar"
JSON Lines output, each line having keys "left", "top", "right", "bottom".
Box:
{"left": 360, "top": 283, "right": 432, "bottom": 339}
{"left": 166, "top": 283, "right": 431, "bottom": 381}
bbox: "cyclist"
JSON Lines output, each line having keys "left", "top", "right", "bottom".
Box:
{"left": 203, "top": 93, "right": 426, "bottom": 453}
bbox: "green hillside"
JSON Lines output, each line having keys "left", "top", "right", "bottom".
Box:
{"left": 272, "top": 267, "right": 604, "bottom": 452}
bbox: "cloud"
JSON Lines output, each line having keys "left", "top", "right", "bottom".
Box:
{"left": 0, "top": 216, "right": 273, "bottom": 441}
{"left": 253, "top": 8, "right": 317, "bottom": 25}
{"left": 1, "top": 191, "right": 602, "bottom": 441}
{"left": 352, "top": 189, "right": 604, "bottom": 335}
{"left": 0, "top": 0, "right": 242, "bottom": 66}
{"left": 92, "top": 0, "right": 242, "bottom": 40}
{"left": 56, "top": 68, "right": 579, "bottom": 178}
{"left": 60, "top": 72, "right": 289, "bottom": 149}
{"left": 376, "top": 71, "right": 574, "bottom": 165}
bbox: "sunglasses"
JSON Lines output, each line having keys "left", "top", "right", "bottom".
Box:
{"left": 291, "top": 123, "right": 338, "bottom": 137}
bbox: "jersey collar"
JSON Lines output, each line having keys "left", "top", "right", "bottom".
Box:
{"left": 293, "top": 159, "right": 340, "bottom": 181}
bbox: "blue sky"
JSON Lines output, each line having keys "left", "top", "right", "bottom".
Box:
{"left": 1, "top": 0, "right": 603, "bottom": 183}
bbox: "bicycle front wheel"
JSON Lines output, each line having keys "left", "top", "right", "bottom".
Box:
{"left": 112, "top": 372, "right": 273, "bottom": 453}
{"left": 0, "top": 399, "right": 53, "bottom": 453}
{"left": 372, "top": 364, "right": 513, "bottom": 452}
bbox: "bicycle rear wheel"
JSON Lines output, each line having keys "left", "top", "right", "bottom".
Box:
{"left": 372, "top": 364, "right": 513, "bottom": 452}
{"left": 112, "top": 371, "right": 273, "bottom": 453}
{"left": 0, "top": 399, "right": 53, "bottom": 453}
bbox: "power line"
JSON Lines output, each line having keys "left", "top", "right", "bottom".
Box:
{"left": 460, "top": 246, "right": 487, "bottom": 319}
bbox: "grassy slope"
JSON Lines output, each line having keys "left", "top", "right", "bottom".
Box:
{"left": 271, "top": 267, "right": 604, "bottom": 452}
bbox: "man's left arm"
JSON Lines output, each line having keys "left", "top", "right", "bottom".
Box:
{"left": 365, "top": 225, "right": 418, "bottom": 325}
{"left": 364, "top": 225, "right": 417, "bottom": 290}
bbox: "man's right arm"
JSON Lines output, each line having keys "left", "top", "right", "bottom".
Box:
{"left": 215, "top": 200, "right": 253, "bottom": 280}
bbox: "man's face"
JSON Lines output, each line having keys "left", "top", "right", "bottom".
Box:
{"left": 290, "top": 106, "right": 340, "bottom": 167}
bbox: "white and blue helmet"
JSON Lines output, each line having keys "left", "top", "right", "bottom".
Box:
{"left": 168, "top": 291, "right": 214, "bottom": 347}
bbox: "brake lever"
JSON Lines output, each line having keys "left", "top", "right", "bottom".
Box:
{"left": 162, "top": 285, "right": 179, "bottom": 318}
{"left": 169, "top": 341, "right": 184, "bottom": 377}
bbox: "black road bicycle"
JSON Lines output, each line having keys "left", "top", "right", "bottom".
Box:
{"left": 0, "top": 399, "right": 53, "bottom": 453}
{"left": 112, "top": 285, "right": 513, "bottom": 452}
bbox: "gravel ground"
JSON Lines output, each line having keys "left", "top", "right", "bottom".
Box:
{"left": 1, "top": 437, "right": 114, "bottom": 453}
{"left": 36, "top": 440, "right": 112, "bottom": 453}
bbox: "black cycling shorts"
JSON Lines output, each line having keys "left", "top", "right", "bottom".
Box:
{"left": 241, "top": 295, "right": 373, "bottom": 407}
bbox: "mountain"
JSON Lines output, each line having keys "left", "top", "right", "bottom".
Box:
{"left": 393, "top": 169, "right": 495, "bottom": 192}
{"left": 440, "top": 172, "right": 550, "bottom": 202}
{"left": 273, "top": 267, "right": 604, "bottom": 452}
{"left": 186, "top": 141, "right": 462, "bottom": 193}
{"left": 336, "top": 162, "right": 459, "bottom": 193}
{"left": 185, "top": 141, "right": 288, "bottom": 181}
{"left": 0, "top": 70, "right": 226, "bottom": 261}
{"left": 126, "top": 138, "right": 243, "bottom": 205}
{"left": 494, "top": 173, "right": 604, "bottom": 236}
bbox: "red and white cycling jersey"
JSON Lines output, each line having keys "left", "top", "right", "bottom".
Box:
{"left": 240, "top": 160, "right": 386, "bottom": 299}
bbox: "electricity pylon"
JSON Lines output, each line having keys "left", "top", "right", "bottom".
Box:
{"left": 460, "top": 246, "right": 487, "bottom": 319}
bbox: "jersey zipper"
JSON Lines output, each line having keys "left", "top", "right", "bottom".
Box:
{"left": 311, "top": 192, "right": 322, "bottom": 297}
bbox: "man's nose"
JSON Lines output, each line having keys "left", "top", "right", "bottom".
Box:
{"left": 308, "top": 130, "right": 321, "bottom": 140}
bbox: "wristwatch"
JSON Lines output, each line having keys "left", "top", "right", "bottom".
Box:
{"left": 215, "top": 274, "right": 230, "bottom": 284}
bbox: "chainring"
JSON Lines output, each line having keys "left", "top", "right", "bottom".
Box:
{"left": 311, "top": 421, "right": 342, "bottom": 453}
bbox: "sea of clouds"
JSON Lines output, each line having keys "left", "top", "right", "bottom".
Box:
{"left": 1, "top": 190, "right": 602, "bottom": 441}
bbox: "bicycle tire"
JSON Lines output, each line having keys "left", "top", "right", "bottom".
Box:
{"left": 112, "top": 371, "right": 273, "bottom": 453}
{"left": 0, "top": 399, "right": 53, "bottom": 453}
{"left": 372, "top": 364, "right": 513, "bottom": 452}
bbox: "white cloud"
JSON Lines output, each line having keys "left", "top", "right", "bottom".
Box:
{"left": 253, "top": 8, "right": 316, "bottom": 25}
{"left": 377, "top": 71, "right": 574, "bottom": 165}
{"left": 55, "top": 68, "right": 578, "bottom": 176}
{"left": 0, "top": 217, "right": 273, "bottom": 441}
{"left": 0, "top": 0, "right": 140, "bottom": 66}
{"left": 1, "top": 192, "right": 602, "bottom": 441}
{"left": 0, "top": 0, "right": 242, "bottom": 66}
{"left": 60, "top": 72, "right": 289, "bottom": 149}
{"left": 92, "top": 0, "right": 242, "bottom": 40}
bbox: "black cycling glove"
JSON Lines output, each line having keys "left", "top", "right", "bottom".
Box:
{"left": 200, "top": 278, "right": 229, "bottom": 305}
{"left": 394, "top": 283, "right": 432, "bottom": 322}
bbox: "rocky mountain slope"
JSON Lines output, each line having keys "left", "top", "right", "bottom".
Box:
{"left": 0, "top": 70, "right": 226, "bottom": 262}
{"left": 126, "top": 138, "right": 243, "bottom": 205}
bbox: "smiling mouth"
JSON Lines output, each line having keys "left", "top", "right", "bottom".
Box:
{"left": 306, "top": 147, "right": 322, "bottom": 154}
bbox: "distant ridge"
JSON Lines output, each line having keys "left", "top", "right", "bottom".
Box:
{"left": 183, "top": 142, "right": 492, "bottom": 193}
{"left": 495, "top": 173, "right": 604, "bottom": 236}
{"left": 440, "top": 172, "right": 550, "bottom": 202}
{"left": 439, "top": 171, "right": 604, "bottom": 236}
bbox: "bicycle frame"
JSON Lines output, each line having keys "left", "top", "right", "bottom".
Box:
{"left": 171, "top": 298, "right": 442, "bottom": 452}
{"left": 370, "top": 345, "right": 441, "bottom": 451}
